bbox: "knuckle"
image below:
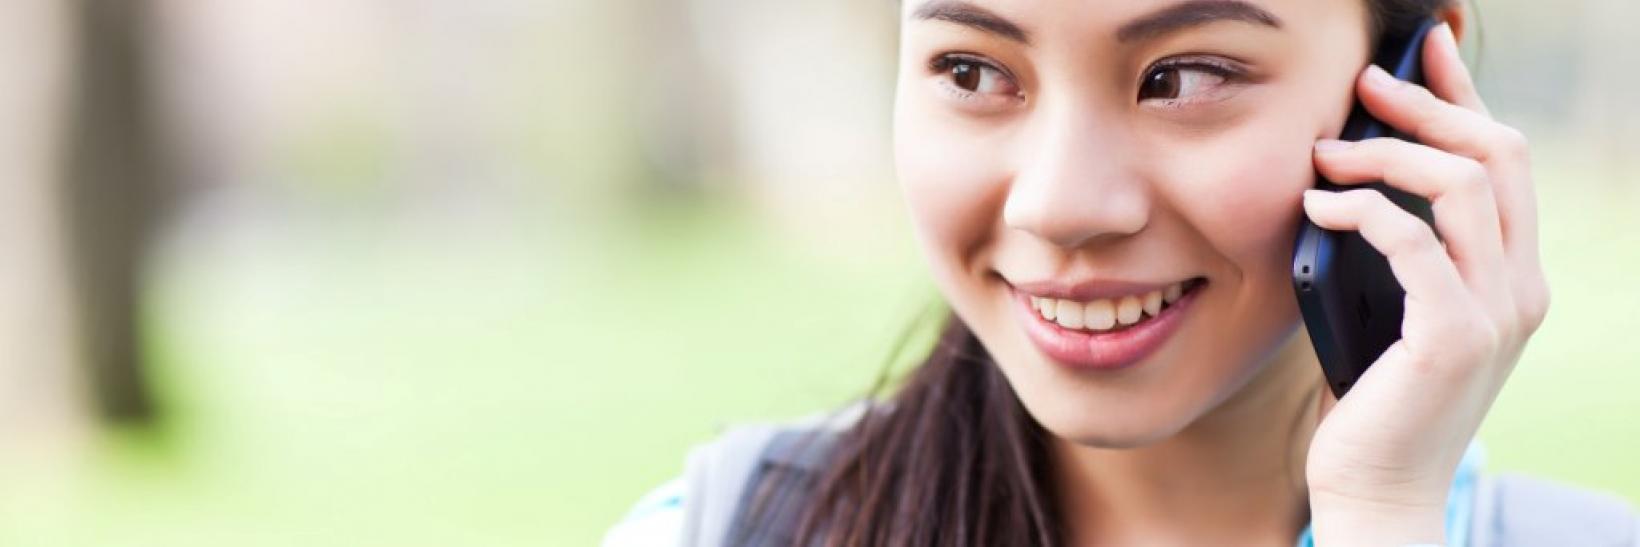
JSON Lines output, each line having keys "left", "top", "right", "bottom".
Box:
{"left": 1471, "top": 319, "right": 1505, "bottom": 355}
{"left": 1384, "top": 224, "right": 1429, "bottom": 256}
{"left": 1363, "top": 136, "right": 1400, "bottom": 152}
{"left": 1401, "top": 340, "right": 1448, "bottom": 376}
{"left": 1493, "top": 126, "right": 1531, "bottom": 162}
{"left": 1341, "top": 188, "right": 1380, "bottom": 210}
{"left": 1413, "top": 113, "right": 1447, "bottom": 143}
{"left": 1382, "top": 213, "right": 1437, "bottom": 255}
{"left": 1436, "top": 311, "right": 1501, "bottom": 367}
{"left": 1356, "top": 187, "right": 1393, "bottom": 207}
{"left": 1450, "top": 157, "right": 1492, "bottom": 195}
{"left": 1518, "top": 280, "right": 1551, "bottom": 331}
{"left": 1403, "top": 80, "right": 1437, "bottom": 102}
{"left": 1410, "top": 87, "right": 1448, "bottom": 118}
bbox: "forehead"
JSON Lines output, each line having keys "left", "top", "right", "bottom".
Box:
{"left": 901, "top": 0, "right": 1365, "bottom": 41}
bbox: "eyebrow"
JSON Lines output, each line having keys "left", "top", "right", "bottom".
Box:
{"left": 909, "top": 0, "right": 1282, "bottom": 46}
{"left": 911, "top": 0, "right": 1031, "bottom": 44}
{"left": 1115, "top": 0, "right": 1282, "bottom": 43}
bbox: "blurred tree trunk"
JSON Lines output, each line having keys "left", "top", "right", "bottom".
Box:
{"left": 629, "top": 0, "right": 721, "bottom": 198}
{"left": 0, "top": 0, "right": 86, "bottom": 437}
{"left": 59, "top": 0, "right": 166, "bottom": 422}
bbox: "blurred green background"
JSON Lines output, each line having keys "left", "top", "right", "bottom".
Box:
{"left": 0, "top": 0, "right": 1634, "bottom": 546}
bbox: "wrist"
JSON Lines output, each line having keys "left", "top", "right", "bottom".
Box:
{"left": 1308, "top": 492, "right": 1446, "bottom": 547}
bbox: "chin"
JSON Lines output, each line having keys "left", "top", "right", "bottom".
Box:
{"left": 991, "top": 346, "right": 1256, "bottom": 451}
{"left": 1029, "top": 402, "right": 1198, "bottom": 450}
{"left": 996, "top": 365, "right": 1204, "bottom": 449}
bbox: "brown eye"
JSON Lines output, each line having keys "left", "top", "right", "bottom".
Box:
{"left": 951, "top": 62, "right": 981, "bottom": 91}
{"left": 1140, "top": 68, "right": 1181, "bottom": 100}
{"left": 1137, "top": 63, "right": 1232, "bottom": 105}
{"left": 932, "top": 54, "right": 1019, "bottom": 98}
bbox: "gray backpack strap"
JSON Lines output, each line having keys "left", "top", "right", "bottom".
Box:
{"left": 1469, "top": 473, "right": 1639, "bottom": 546}
{"left": 680, "top": 406, "right": 865, "bottom": 547}
{"left": 723, "top": 428, "right": 841, "bottom": 546}
{"left": 680, "top": 424, "right": 784, "bottom": 547}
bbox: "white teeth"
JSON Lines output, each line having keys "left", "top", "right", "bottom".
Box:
{"left": 1142, "top": 290, "right": 1163, "bottom": 317}
{"left": 1116, "top": 296, "right": 1143, "bottom": 325}
{"left": 1083, "top": 299, "right": 1116, "bottom": 330}
{"left": 1030, "top": 280, "right": 1194, "bottom": 332}
{"left": 1163, "top": 283, "right": 1183, "bottom": 304}
{"left": 1055, "top": 300, "right": 1085, "bottom": 329}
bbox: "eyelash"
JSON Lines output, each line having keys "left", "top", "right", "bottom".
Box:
{"left": 1140, "top": 55, "right": 1249, "bottom": 106}
{"left": 925, "top": 52, "right": 1249, "bottom": 109}
{"left": 927, "top": 53, "right": 1022, "bottom": 104}
{"left": 1148, "top": 56, "right": 1241, "bottom": 82}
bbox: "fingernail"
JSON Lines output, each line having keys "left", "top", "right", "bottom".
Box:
{"left": 1314, "top": 139, "right": 1354, "bottom": 153}
{"left": 1302, "top": 189, "right": 1328, "bottom": 202}
{"left": 1437, "top": 21, "right": 1457, "bottom": 48}
{"left": 1364, "top": 64, "right": 1395, "bottom": 89}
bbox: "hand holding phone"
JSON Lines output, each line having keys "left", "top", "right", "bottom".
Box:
{"left": 1295, "top": 18, "right": 1553, "bottom": 545}
{"left": 1292, "top": 18, "right": 1440, "bottom": 398}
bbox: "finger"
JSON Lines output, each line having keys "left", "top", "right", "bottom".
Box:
{"left": 1408, "top": 25, "right": 1543, "bottom": 277}
{"left": 1422, "top": 22, "right": 1488, "bottom": 115}
{"left": 1313, "top": 138, "right": 1506, "bottom": 292}
{"left": 1355, "top": 65, "right": 1538, "bottom": 273}
{"left": 1304, "top": 189, "right": 1494, "bottom": 375}
{"left": 1356, "top": 65, "right": 1512, "bottom": 166}
{"left": 1302, "top": 189, "right": 1468, "bottom": 307}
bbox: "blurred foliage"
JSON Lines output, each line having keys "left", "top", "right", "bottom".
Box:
{"left": 0, "top": 197, "right": 933, "bottom": 546}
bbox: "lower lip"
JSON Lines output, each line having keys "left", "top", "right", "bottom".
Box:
{"left": 1013, "top": 283, "right": 1201, "bottom": 371}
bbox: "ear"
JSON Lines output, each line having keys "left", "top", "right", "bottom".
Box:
{"left": 1434, "top": 3, "right": 1470, "bottom": 43}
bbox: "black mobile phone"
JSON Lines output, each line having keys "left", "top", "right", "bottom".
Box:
{"left": 1292, "top": 18, "right": 1440, "bottom": 398}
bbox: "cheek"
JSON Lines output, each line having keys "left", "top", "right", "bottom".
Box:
{"left": 1163, "top": 127, "right": 1316, "bottom": 276}
{"left": 893, "top": 99, "right": 1012, "bottom": 285}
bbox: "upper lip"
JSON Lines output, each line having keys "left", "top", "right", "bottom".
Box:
{"left": 1009, "top": 277, "right": 1199, "bottom": 301}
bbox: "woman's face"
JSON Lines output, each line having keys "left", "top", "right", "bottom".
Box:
{"left": 895, "top": 0, "right": 1372, "bottom": 447}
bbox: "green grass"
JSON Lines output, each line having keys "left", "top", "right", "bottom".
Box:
{"left": 0, "top": 173, "right": 1633, "bottom": 546}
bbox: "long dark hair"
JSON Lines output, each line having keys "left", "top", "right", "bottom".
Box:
{"left": 792, "top": 313, "right": 1057, "bottom": 546}
{"left": 788, "top": 2, "right": 1460, "bottom": 545}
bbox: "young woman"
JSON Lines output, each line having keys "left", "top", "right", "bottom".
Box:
{"left": 607, "top": 0, "right": 1638, "bottom": 545}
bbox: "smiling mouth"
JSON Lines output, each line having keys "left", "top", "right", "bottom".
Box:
{"left": 1026, "top": 277, "right": 1208, "bottom": 333}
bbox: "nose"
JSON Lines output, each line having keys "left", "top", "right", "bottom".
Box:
{"left": 1002, "top": 104, "right": 1150, "bottom": 249}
